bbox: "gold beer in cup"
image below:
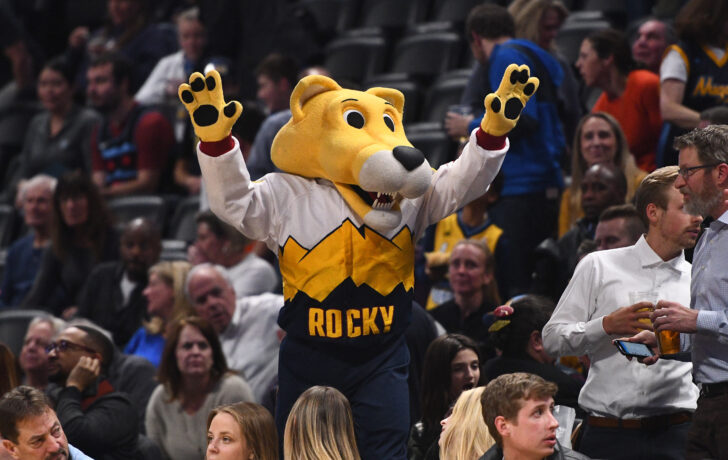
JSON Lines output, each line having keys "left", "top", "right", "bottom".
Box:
{"left": 654, "top": 298, "right": 680, "bottom": 356}
{"left": 657, "top": 329, "right": 681, "bottom": 356}
{"left": 629, "top": 291, "right": 658, "bottom": 327}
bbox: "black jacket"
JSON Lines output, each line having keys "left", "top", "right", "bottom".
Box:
{"left": 483, "top": 356, "right": 583, "bottom": 413}
{"left": 479, "top": 440, "right": 591, "bottom": 460}
{"left": 51, "top": 380, "right": 139, "bottom": 460}
{"left": 76, "top": 261, "right": 148, "bottom": 347}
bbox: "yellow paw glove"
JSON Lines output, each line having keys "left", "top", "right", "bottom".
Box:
{"left": 178, "top": 70, "right": 243, "bottom": 142}
{"left": 480, "top": 64, "right": 539, "bottom": 137}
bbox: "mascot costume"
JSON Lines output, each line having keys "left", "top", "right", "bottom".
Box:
{"left": 179, "top": 64, "right": 538, "bottom": 459}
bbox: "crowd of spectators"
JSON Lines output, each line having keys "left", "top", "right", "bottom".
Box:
{"left": 1, "top": 0, "right": 728, "bottom": 459}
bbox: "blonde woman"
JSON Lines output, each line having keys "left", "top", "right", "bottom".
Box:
{"left": 206, "top": 402, "right": 278, "bottom": 460}
{"left": 124, "top": 260, "right": 194, "bottom": 366}
{"left": 283, "top": 386, "right": 361, "bottom": 460}
{"left": 439, "top": 387, "right": 495, "bottom": 460}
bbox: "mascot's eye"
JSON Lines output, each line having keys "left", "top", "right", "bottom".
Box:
{"left": 344, "top": 110, "right": 365, "bottom": 129}
{"left": 383, "top": 114, "right": 395, "bottom": 132}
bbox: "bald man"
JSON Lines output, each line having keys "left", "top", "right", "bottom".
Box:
{"left": 76, "top": 218, "right": 161, "bottom": 347}
{"left": 532, "top": 163, "right": 627, "bottom": 300}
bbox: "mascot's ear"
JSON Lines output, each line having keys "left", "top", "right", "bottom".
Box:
{"left": 290, "top": 75, "right": 342, "bottom": 122}
{"left": 366, "top": 87, "right": 405, "bottom": 115}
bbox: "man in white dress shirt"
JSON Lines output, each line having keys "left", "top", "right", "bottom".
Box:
{"left": 543, "top": 166, "right": 701, "bottom": 459}
{"left": 185, "top": 263, "right": 282, "bottom": 402}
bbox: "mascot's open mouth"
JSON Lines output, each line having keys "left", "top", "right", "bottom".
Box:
{"left": 350, "top": 185, "right": 397, "bottom": 210}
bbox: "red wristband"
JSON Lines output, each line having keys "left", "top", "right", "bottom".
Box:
{"left": 475, "top": 129, "right": 507, "bottom": 150}
{"left": 199, "top": 135, "right": 235, "bottom": 157}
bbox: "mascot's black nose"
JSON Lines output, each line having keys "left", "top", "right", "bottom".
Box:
{"left": 393, "top": 146, "right": 425, "bottom": 171}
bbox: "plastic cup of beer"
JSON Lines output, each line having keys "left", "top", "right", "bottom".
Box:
{"left": 628, "top": 291, "right": 658, "bottom": 327}
{"left": 657, "top": 329, "right": 681, "bottom": 356}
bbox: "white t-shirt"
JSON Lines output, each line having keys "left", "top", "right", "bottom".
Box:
{"left": 660, "top": 45, "right": 726, "bottom": 82}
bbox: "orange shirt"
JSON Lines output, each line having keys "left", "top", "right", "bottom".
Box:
{"left": 593, "top": 70, "right": 661, "bottom": 172}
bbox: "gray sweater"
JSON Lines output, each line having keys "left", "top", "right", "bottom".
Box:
{"left": 145, "top": 374, "right": 254, "bottom": 460}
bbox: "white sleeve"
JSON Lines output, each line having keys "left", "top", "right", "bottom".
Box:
{"left": 542, "top": 254, "right": 610, "bottom": 357}
{"left": 197, "top": 137, "right": 280, "bottom": 246}
{"left": 135, "top": 59, "right": 168, "bottom": 105}
{"left": 660, "top": 48, "right": 688, "bottom": 83}
{"left": 415, "top": 129, "right": 508, "bottom": 235}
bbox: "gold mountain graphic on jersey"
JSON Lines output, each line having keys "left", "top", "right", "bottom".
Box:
{"left": 278, "top": 220, "right": 414, "bottom": 302}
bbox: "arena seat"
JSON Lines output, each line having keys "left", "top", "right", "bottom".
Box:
{"left": 406, "top": 126, "right": 455, "bottom": 169}
{"left": 389, "top": 32, "right": 463, "bottom": 80}
{"left": 299, "top": 0, "right": 349, "bottom": 39}
{"left": 364, "top": 76, "right": 423, "bottom": 123}
{"left": 429, "top": 0, "right": 486, "bottom": 24}
{"left": 421, "top": 70, "right": 470, "bottom": 123}
{"left": 0, "top": 309, "right": 50, "bottom": 356}
{"left": 324, "top": 35, "right": 387, "bottom": 85}
{"left": 107, "top": 195, "right": 167, "bottom": 232}
{"left": 583, "top": 0, "right": 627, "bottom": 29}
{"left": 555, "top": 20, "right": 611, "bottom": 66}
{"left": 356, "top": 0, "right": 426, "bottom": 30}
{"left": 166, "top": 195, "right": 200, "bottom": 243}
{"left": 160, "top": 239, "right": 188, "bottom": 262}
{"left": 0, "top": 204, "right": 18, "bottom": 249}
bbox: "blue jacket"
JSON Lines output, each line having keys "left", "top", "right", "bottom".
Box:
{"left": 469, "top": 39, "right": 566, "bottom": 196}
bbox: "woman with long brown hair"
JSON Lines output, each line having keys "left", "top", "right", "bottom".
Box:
{"left": 22, "top": 171, "right": 117, "bottom": 316}
{"left": 409, "top": 334, "right": 483, "bottom": 460}
{"left": 145, "top": 316, "right": 254, "bottom": 460}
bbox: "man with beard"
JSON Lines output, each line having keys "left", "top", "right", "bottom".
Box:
{"left": 45, "top": 325, "right": 138, "bottom": 460}
{"left": 0, "top": 386, "right": 93, "bottom": 460}
{"left": 638, "top": 125, "right": 728, "bottom": 459}
{"left": 76, "top": 218, "right": 161, "bottom": 348}
{"left": 87, "top": 53, "right": 174, "bottom": 198}
{"left": 544, "top": 166, "right": 702, "bottom": 459}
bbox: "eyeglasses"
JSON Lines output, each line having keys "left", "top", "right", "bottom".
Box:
{"left": 193, "top": 287, "right": 224, "bottom": 305}
{"left": 45, "top": 339, "right": 98, "bottom": 355}
{"left": 678, "top": 163, "right": 722, "bottom": 178}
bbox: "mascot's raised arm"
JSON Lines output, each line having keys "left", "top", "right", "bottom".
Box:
{"left": 179, "top": 64, "right": 538, "bottom": 459}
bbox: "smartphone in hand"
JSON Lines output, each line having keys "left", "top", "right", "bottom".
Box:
{"left": 614, "top": 340, "right": 654, "bottom": 359}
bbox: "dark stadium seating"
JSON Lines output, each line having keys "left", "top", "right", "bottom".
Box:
{"left": 0, "top": 309, "right": 50, "bottom": 356}
{"left": 166, "top": 195, "right": 200, "bottom": 243}
{"left": 421, "top": 70, "right": 470, "bottom": 123}
{"left": 406, "top": 126, "right": 455, "bottom": 169}
{"left": 107, "top": 195, "right": 167, "bottom": 232}
{"left": 389, "top": 32, "right": 463, "bottom": 80}
{"left": 324, "top": 35, "right": 388, "bottom": 85}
